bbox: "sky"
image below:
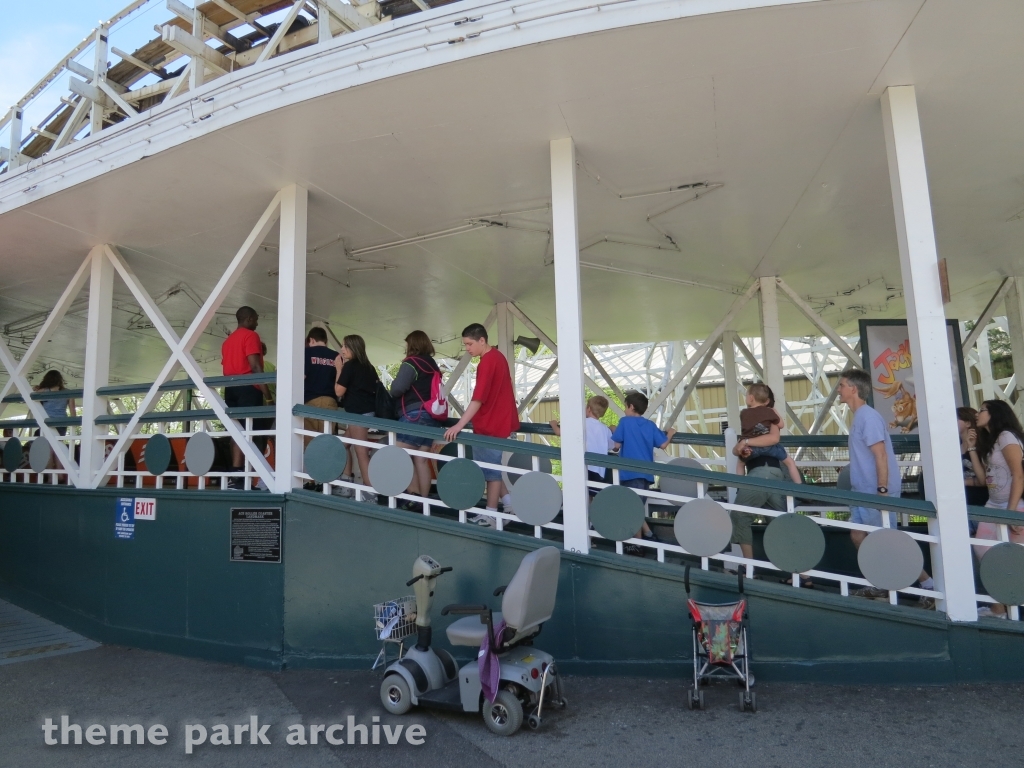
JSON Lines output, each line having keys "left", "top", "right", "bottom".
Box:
{"left": 0, "top": 1, "right": 167, "bottom": 124}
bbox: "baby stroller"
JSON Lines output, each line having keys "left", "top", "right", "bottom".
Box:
{"left": 684, "top": 565, "right": 755, "bottom": 712}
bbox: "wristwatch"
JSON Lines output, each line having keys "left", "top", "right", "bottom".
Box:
{"left": 877, "top": 486, "right": 888, "bottom": 494}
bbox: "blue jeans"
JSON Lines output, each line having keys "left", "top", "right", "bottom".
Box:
{"left": 474, "top": 446, "right": 503, "bottom": 482}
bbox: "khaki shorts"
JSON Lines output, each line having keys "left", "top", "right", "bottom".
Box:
{"left": 304, "top": 396, "right": 338, "bottom": 437}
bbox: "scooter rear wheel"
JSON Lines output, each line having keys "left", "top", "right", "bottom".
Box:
{"left": 482, "top": 690, "right": 523, "bottom": 736}
{"left": 380, "top": 675, "right": 412, "bottom": 715}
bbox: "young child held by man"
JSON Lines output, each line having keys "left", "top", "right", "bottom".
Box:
{"left": 550, "top": 395, "right": 614, "bottom": 494}
{"left": 610, "top": 391, "right": 677, "bottom": 554}
{"left": 737, "top": 383, "right": 802, "bottom": 484}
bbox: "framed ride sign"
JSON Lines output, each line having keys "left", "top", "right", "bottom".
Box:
{"left": 858, "top": 319, "right": 970, "bottom": 435}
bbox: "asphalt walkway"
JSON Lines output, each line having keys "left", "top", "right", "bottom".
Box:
{"left": 1, "top": 641, "right": 1022, "bottom": 767}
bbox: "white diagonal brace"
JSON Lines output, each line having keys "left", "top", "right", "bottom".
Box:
{"left": 161, "top": 25, "right": 232, "bottom": 74}
{"left": 165, "top": 60, "right": 194, "bottom": 101}
{"left": 583, "top": 344, "right": 625, "bottom": 404}
{"left": 0, "top": 254, "right": 92, "bottom": 416}
{"left": 256, "top": 0, "right": 306, "bottom": 63}
{"left": 518, "top": 359, "right": 557, "bottom": 417}
{"left": 962, "top": 277, "right": 1012, "bottom": 353}
{"left": 103, "top": 247, "right": 274, "bottom": 488}
{"left": 0, "top": 336, "right": 80, "bottom": 480}
{"left": 648, "top": 281, "right": 760, "bottom": 413}
{"left": 505, "top": 303, "right": 625, "bottom": 417}
{"left": 94, "top": 193, "right": 282, "bottom": 486}
{"left": 776, "top": 277, "right": 860, "bottom": 367}
{"left": 53, "top": 98, "right": 89, "bottom": 149}
{"left": 662, "top": 339, "right": 721, "bottom": 429}
{"left": 96, "top": 79, "right": 139, "bottom": 118}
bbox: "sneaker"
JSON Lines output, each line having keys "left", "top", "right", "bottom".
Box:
{"left": 851, "top": 587, "right": 889, "bottom": 599}
{"left": 917, "top": 597, "right": 936, "bottom": 610}
{"left": 226, "top": 476, "right": 244, "bottom": 491}
{"left": 468, "top": 513, "right": 495, "bottom": 528}
{"left": 977, "top": 607, "right": 1007, "bottom": 619}
{"left": 623, "top": 543, "right": 644, "bottom": 556}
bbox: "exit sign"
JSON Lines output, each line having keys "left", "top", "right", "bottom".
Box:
{"left": 134, "top": 498, "right": 156, "bottom": 521}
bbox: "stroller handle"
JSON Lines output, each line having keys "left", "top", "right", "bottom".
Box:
{"left": 684, "top": 564, "right": 745, "bottom": 595}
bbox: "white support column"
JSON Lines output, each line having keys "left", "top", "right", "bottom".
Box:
{"left": 79, "top": 246, "right": 114, "bottom": 486}
{"left": 758, "top": 276, "right": 787, "bottom": 428}
{"left": 975, "top": 325, "right": 996, "bottom": 403}
{"left": 274, "top": 184, "right": 308, "bottom": 493}
{"left": 191, "top": 10, "right": 206, "bottom": 90}
{"left": 550, "top": 137, "right": 589, "bottom": 554}
{"left": 722, "top": 331, "right": 742, "bottom": 435}
{"left": 7, "top": 107, "right": 24, "bottom": 169}
{"left": 882, "top": 84, "right": 976, "bottom": 621}
{"left": 496, "top": 302, "right": 515, "bottom": 386}
{"left": 1004, "top": 278, "right": 1024, "bottom": 416}
{"left": 90, "top": 25, "right": 109, "bottom": 135}
{"left": 318, "top": 2, "right": 333, "bottom": 43}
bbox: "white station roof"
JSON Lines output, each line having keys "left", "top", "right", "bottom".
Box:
{"left": 0, "top": 0, "right": 1022, "bottom": 381}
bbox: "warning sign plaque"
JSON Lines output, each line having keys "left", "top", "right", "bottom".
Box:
{"left": 229, "top": 508, "right": 282, "bottom": 563}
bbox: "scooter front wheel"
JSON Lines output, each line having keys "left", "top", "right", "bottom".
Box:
{"left": 482, "top": 690, "right": 523, "bottom": 736}
{"left": 380, "top": 675, "right": 412, "bottom": 715}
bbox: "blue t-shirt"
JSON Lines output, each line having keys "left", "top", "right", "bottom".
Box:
{"left": 849, "top": 405, "right": 901, "bottom": 498}
{"left": 611, "top": 416, "right": 668, "bottom": 482}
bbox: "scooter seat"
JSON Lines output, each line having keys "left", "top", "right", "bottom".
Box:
{"left": 446, "top": 612, "right": 503, "bottom": 646}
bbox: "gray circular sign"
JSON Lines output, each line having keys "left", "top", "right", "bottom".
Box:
{"left": 3, "top": 438, "right": 23, "bottom": 473}
{"left": 28, "top": 439, "right": 52, "bottom": 473}
{"left": 184, "top": 432, "right": 216, "bottom": 476}
{"left": 763, "top": 513, "right": 825, "bottom": 574}
{"left": 510, "top": 471, "right": 562, "bottom": 526}
{"left": 305, "top": 434, "right": 347, "bottom": 484}
{"left": 144, "top": 433, "right": 172, "bottom": 476}
{"left": 674, "top": 498, "right": 733, "bottom": 557}
{"left": 437, "top": 458, "right": 485, "bottom": 511}
{"left": 369, "top": 445, "right": 414, "bottom": 497}
{"left": 503, "top": 451, "right": 553, "bottom": 488}
{"left": 979, "top": 542, "right": 1024, "bottom": 607}
{"left": 590, "top": 485, "right": 645, "bottom": 542}
{"left": 857, "top": 528, "right": 923, "bottom": 591}
{"left": 837, "top": 465, "right": 851, "bottom": 491}
{"left": 659, "top": 457, "right": 702, "bottom": 503}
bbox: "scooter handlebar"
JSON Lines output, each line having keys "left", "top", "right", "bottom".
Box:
{"left": 406, "top": 566, "right": 453, "bottom": 586}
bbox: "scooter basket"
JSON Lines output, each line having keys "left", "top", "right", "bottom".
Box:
{"left": 373, "top": 596, "right": 418, "bottom": 641}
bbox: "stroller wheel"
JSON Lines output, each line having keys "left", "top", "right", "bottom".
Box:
{"left": 698, "top": 690, "right": 706, "bottom": 710}
{"left": 556, "top": 697, "right": 569, "bottom": 710}
{"left": 687, "top": 688, "right": 695, "bottom": 710}
{"left": 739, "top": 691, "right": 757, "bottom": 713}
{"left": 527, "top": 714, "right": 541, "bottom": 730}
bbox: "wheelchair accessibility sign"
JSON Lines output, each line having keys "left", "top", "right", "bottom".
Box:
{"left": 115, "top": 498, "right": 135, "bottom": 540}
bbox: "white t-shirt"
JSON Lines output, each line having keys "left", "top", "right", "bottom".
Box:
{"left": 985, "top": 431, "right": 1024, "bottom": 509}
{"left": 585, "top": 417, "right": 614, "bottom": 478}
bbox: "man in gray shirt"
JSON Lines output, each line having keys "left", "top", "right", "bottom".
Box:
{"left": 839, "top": 368, "right": 933, "bottom": 603}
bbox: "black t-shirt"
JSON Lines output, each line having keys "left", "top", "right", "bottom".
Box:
{"left": 337, "top": 360, "right": 377, "bottom": 415}
{"left": 304, "top": 345, "right": 339, "bottom": 402}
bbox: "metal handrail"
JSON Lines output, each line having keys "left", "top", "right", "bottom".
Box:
{"left": 1, "top": 372, "right": 277, "bottom": 403}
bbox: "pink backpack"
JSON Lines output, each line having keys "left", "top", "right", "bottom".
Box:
{"left": 402, "top": 357, "right": 448, "bottom": 421}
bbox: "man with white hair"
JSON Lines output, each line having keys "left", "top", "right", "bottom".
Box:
{"left": 838, "top": 367, "right": 933, "bottom": 605}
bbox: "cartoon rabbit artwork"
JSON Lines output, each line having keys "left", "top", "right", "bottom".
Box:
{"left": 875, "top": 380, "right": 918, "bottom": 433}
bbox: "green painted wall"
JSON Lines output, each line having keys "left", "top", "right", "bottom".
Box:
{"left": 0, "top": 485, "right": 285, "bottom": 667}
{"left": 2, "top": 485, "right": 1023, "bottom": 682}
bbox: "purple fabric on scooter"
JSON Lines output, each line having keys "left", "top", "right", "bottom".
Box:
{"left": 478, "top": 618, "right": 506, "bottom": 703}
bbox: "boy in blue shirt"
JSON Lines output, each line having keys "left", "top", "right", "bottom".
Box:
{"left": 610, "top": 391, "right": 676, "bottom": 553}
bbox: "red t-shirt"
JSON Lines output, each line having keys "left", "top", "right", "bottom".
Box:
{"left": 221, "top": 328, "right": 263, "bottom": 386}
{"left": 471, "top": 347, "right": 519, "bottom": 438}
